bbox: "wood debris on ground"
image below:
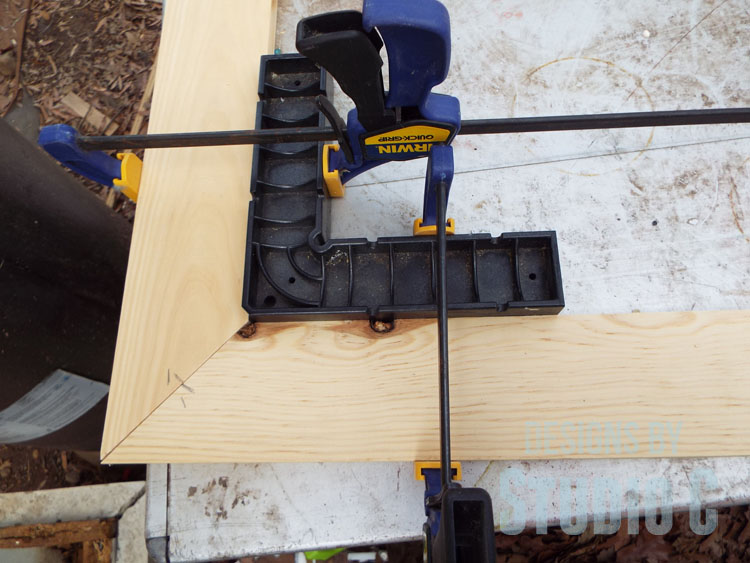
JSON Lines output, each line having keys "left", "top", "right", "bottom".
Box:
{"left": 493, "top": 511, "right": 750, "bottom": 562}
{"left": 0, "top": 444, "right": 145, "bottom": 493}
{"left": 0, "top": 0, "right": 31, "bottom": 112}
{"left": 2, "top": 0, "right": 162, "bottom": 222}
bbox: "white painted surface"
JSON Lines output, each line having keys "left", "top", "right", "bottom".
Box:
{"left": 0, "top": 482, "right": 144, "bottom": 527}
{"left": 145, "top": 465, "right": 168, "bottom": 539}
{"left": 160, "top": 458, "right": 750, "bottom": 560}
{"left": 116, "top": 492, "right": 148, "bottom": 563}
{"left": 151, "top": 0, "right": 750, "bottom": 559}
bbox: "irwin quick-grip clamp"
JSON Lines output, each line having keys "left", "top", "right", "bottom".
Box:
{"left": 38, "top": 124, "right": 142, "bottom": 202}
{"left": 33, "top": 0, "right": 750, "bottom": 556}
{"left": 296, "top": 0, "right": 460, "bottom": 235}
{"left": 300, "top": 3, "right": 496, "bottom": 560}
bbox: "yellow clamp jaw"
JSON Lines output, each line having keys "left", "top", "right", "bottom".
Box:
{"left": 112, "top": 153, "right": 142, "bottom": 202}
{"left": 322, "top": 144, "right": 345, "bottom": 198}
{"left": 322, "top": 143, "right": 458, "bottom": 236}
{"left": 414, "top": 460, "right": 462, "bottom": 481}
{"left": 413, "top": 217, "right": 455, "bottom": 236}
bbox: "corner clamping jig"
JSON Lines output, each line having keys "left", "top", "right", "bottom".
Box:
{"left": 296, "top": 0, "right": 460, "bottom": 235}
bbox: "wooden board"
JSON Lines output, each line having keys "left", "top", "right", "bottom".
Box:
{"left": 102, "top": 0, "right": 750, "bottom": 464}
{"left": 100, "top": 0, "right": 278, "bottom": 458}
{"left": 104, "top": 310, "right": 750, "bottom": 463}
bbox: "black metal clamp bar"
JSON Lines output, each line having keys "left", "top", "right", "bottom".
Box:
{"left": 458, "top": 107, "right": 750, "bottom": 135}
{"left": 77, "top": 107, "right": 750, "bottom": 150}
{"left": 435, "top": 177, "right": 452, "bottom": 489}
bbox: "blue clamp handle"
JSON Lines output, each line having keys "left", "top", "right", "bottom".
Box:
{"left": 363, "top": 0, "right": 451, "bottom": 110}
{"left": 38, "top": 124, "right": 121, "bottom": 187}
{"left": 422, "top": 467, "right": 443, "bottom": 539}
{"left": 326, "top": 0, "right": 461, "bottom": 188}
{"left": 422, "top": 144, "right": 454, "bottom": 227}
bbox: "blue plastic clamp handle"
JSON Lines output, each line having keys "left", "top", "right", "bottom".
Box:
{"left": 363, "top": 0, "right": 451, "bottom": 110}
{"left": 38, "top": 124, "right": 121, "bottom": 187}
{"left": 328, "top": 0, "right": 461, "bottom": 188}
{"left": 422, "top": 144, "right": 454, "bottom": 227}
{"left": 422, "top": 467, "right": 443, "bottom": 539}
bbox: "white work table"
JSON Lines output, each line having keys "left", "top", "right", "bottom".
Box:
{"left": 145, "top": 0, "right": 750, "bottom": 560}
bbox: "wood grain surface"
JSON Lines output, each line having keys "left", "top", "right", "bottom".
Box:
{"left": 101, "top": 1, "right": 278, "bottom": 459}
{"left": 102, "top": 0, "right": 750, "bottom": 464}
{"left": 105, "top": 310, "right": 750, "bottom": 463}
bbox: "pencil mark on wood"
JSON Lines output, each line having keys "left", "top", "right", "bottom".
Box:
{"left": 173, "top": 373, "right": 194, "bottom": 393}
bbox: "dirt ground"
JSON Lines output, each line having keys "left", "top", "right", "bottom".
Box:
{"left": 241, "top": 510, "right": 750, "bottom": 563}
{"left": 1, "top": 0, "right": 161, "bottom": 221}
{"left": 0, "top": 444, "right": 144, "bottom": 493}
{"left": 2, "top": 0, "right": 750, "bottom": 562}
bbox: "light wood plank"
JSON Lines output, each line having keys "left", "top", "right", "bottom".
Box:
{"left": 101, "top": 1, "right": 277, "bottom": 458}
{"left": 104, "top": 310, "right": 750, "bottom": 463}
{"left": 102, "top": 0, "right": 750, "bottom": 465}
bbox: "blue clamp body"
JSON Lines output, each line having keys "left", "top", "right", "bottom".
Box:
{"left": 421, "top": 467, "right": 497, "bottom": 561}
{"left": 330, "top": 0, "right": 461, "bottom": 186}
{"left": 363, "top": 0, "right": 451, "bottom": 110}
{"left": 38, "top": 124, "right": 121, "bottom": 187}
{"left": 422, "top": 467, "right": 444, "bottom": 539}
{"left": 422, "top": 145, "right": 454, "bottom": 227}
{"left": 297, "top": 0, "right": 460, "bottom": 230}
{"left": 330, "top": 91, "right": 460, "bottom": 187}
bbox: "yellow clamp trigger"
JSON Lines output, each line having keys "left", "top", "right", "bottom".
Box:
{"left": 413, "top": 218, "right": 456, "bottom": 236}
{"left": 414, "top": 461, "right": 462, "bottom": 481}
{"left": 322, "top": 144, "right": 345, "bottom": 198}
{"left": 113, "top": 153, "right": 142, "bottom": 202}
